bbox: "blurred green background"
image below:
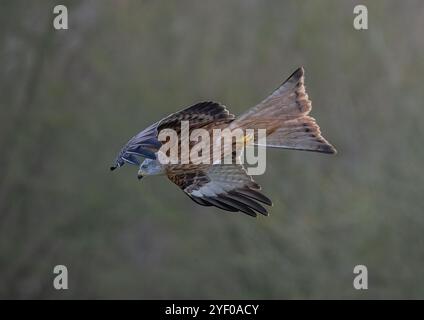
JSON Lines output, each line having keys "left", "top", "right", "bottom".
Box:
{"left": 0, "top": 0, "right": 423, "bottom": 299}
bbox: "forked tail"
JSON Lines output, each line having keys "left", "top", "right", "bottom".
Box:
{"left": 229, "top": 67, "right": 336, "bottom": 154}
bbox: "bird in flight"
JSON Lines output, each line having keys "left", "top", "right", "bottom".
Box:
{"left": 111, "top": 67, "right": 336, "bottom": 217}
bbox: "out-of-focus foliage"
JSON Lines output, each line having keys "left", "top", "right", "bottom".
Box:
{"left": 0, "top": 0, "right": 423, "bottom": 299}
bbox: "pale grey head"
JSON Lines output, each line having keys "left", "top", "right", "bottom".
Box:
{"left": 137, "top": 157, "right": 165, "bottom": 180}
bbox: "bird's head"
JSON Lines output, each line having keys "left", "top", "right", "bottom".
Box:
{"left": 137, "top": 158, "right": 164, "bottom": 180}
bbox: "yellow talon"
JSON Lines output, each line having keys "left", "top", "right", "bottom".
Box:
{"left": 243, "top": 132, "right": 254, "bottom": 145}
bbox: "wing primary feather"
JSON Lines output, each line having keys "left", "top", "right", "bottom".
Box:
{"left": 126, "top": 148, "right": 157, "bottom": 159}
{"left": 188, "top": 195, "right": 212, "bottom": 207}
{"left": 121, "top": 155, "right": 140, "bottom": 165}
{"left": 204, "top": 198, "right": 239, "bottom": 213}
{"left": 236, "top": 188, "right": 273, "bottom": 206}
{"left": 216, "top": 195, "right": 257, "bottom": 217}
{"left": 226, "top": 192, "right": 268, "bottom": 216}
{"left": 136, "top": 138, "right": 162, "bottom": 148}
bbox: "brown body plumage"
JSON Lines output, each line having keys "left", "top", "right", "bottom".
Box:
{"left": 112, "top": 67, "right": 336, "bottom": 217}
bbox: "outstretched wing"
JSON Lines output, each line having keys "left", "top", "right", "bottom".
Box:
{"left": 157, "top": 101, "right": 234, "bottom": 133}
{"left": 111, "top": 101, "right": 234, "bottom": 170}
{"left": 167, "top": 164, "right": 272, "bottom": 217}
{"left": 111, "top": 121, "right": 161, "bottom": 170}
